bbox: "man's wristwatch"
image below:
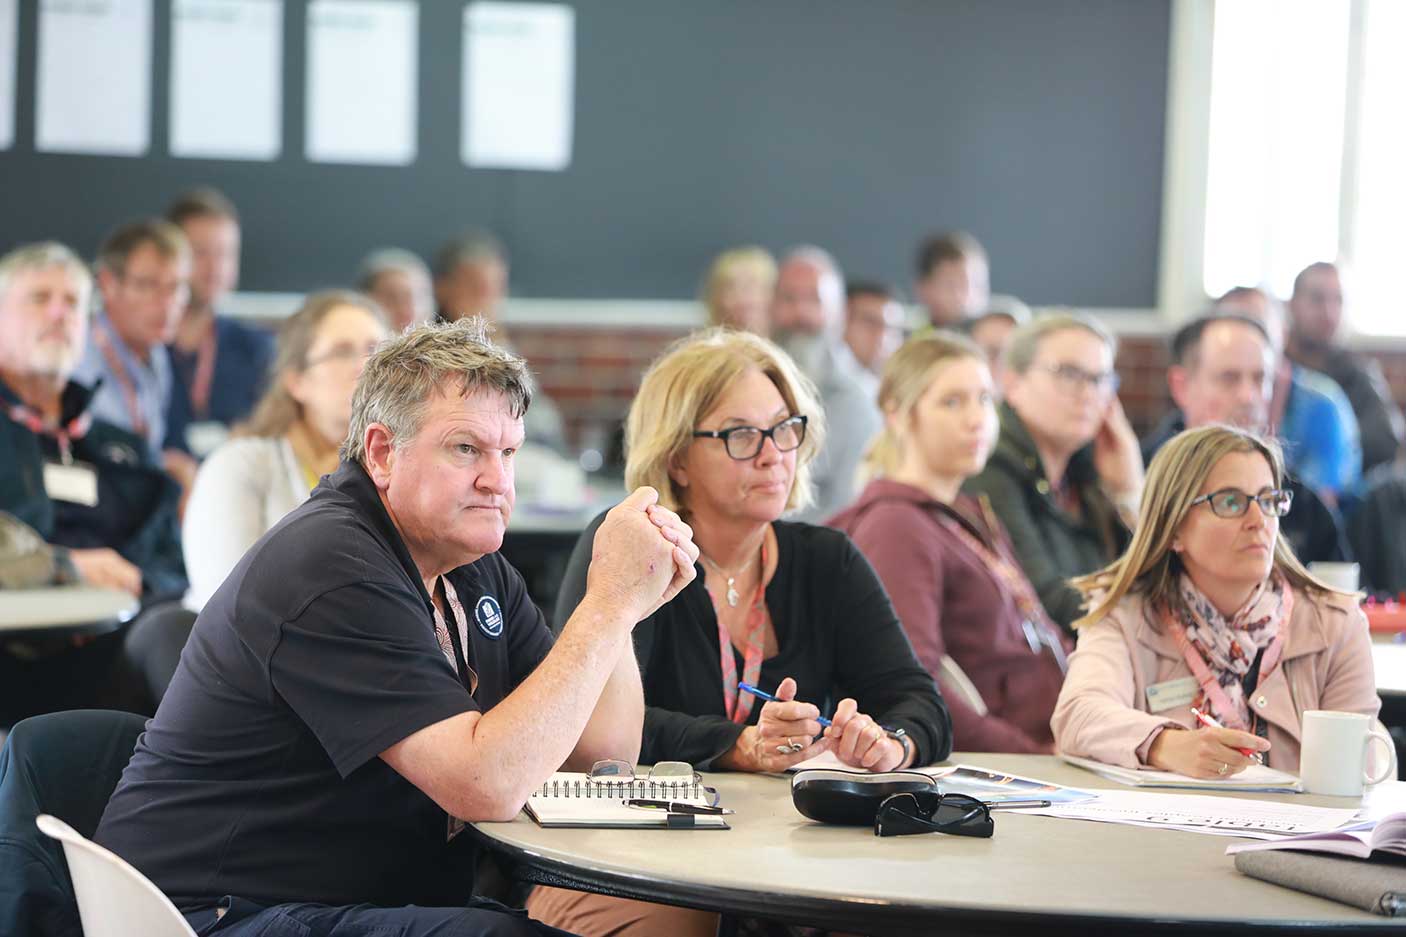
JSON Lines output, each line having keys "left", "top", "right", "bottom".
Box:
{"left": 885, "top": 727, "right": 914, "bottom": 766}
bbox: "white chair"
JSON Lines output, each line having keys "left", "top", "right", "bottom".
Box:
{"left": 34, "top": 814, "right": 196, "bottom": 937}
{"left": 938, "top": 654, "right": 989, "bottom": 716}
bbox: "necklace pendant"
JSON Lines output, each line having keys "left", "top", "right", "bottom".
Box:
{"left": 725, "top": 577, "right": 740, "bottom": 608}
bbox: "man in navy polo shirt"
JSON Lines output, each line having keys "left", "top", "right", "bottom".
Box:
{"left": 96, "top": 319, "right": 698, "bottom": 936}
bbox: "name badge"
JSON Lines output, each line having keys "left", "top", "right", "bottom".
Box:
{"left": 43, "top": 461, "right": 99, "bottom": 507}
{"left": 185, "top": 420, "right": 229, "bottom": 459}
{"left": 1145, "top": 676, "right": 1198, "bottom": 713}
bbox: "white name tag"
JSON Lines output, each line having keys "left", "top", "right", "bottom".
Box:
{"left": 1145, "top": 675, "right": 1198, "bottom": 713}
{"left": 43, "top": 461, "right": 99, "bottom": 507}
{"left": 185, "top": 420, "right": 229, "bottom": 459}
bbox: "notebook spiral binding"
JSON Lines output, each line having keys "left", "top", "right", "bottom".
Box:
{"left": 533, "top": 778, "right": 706, "bottom": 799}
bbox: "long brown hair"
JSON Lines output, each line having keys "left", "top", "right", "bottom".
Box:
{"left": 1071, "top": 424, "right": 1340, "bottom": 629}
{"left": 236, "top": 290, "right": 387, "bottom": 439}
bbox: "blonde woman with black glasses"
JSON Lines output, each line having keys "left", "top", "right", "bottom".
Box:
{"left": 530, "top": 328, "right": 950, "bottom": 937}
{"left": 1052, "top": 425, "right": 1379, "bottom": 778}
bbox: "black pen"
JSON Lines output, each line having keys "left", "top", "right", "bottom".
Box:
{"left": 624, "top": 799, "right": 734, "bottom": 815}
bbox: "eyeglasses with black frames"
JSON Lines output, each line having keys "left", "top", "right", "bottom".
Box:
{"left": 1188, "top": 487, "right": 1294, "bottom": 519}
{"left": 692, "top": 415, "right": 808, "bottom": 461}
{"left": 873, "top": 791, "right": 994, "bottom": 838}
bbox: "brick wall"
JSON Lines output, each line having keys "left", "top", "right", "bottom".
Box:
{"left": 510, "top": 326, "right": 1406, "bottom": 448}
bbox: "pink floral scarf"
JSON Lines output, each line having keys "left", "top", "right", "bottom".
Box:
{"left": 1172, "top": 573, "right": 1288, "bottom": 728}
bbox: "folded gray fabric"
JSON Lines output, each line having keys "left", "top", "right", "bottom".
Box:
{"left": 0, "top": 512, "right": 67, "bottom": 589}
{"left": 1235, "top": 849, "right": 1406, "bottom": 917}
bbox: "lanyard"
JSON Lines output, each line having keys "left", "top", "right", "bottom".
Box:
{"left": 1163, "top": 588, "right": 1291, "bottom": 731}
{"left": 432, "top": 577, "right": 478, "bottom": 695}
{"left": 937, "top": 501, "right": 1069, "bottom": 672}
{"left": 712, "top": 541, "right": 769, "bottom": 724}
{"left": 184, "top": 323, "right": 218, "bottom": 419}
{"left": 4, "top": 400, "right": 92, "bottom": 465}
{"left": 92, "top": 323, "right": 150, "bottom": 439}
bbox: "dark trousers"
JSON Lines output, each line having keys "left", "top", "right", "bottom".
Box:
{"left": 184, "top": 896, "right": 577, "bottom": 937}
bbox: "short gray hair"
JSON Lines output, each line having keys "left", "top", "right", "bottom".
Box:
{"left": 357, "top": 247, "right": 430, "bottom": 292}
{"left": 341, "top": 317, "right": 534, "bottom": 464}
{"left": 0, "top": 242, "right": 92, "bottom": 307}
{"left": 1003, "top": 311, "right": 1117, "bottom": 376}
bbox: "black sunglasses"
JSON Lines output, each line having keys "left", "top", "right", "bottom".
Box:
{"left": 873, "top": 791, "right": 994, "bottom": 838}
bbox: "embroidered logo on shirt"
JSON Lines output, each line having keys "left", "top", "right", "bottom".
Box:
{"left": 475, "top": 595, "right": 504, "bottom": 639}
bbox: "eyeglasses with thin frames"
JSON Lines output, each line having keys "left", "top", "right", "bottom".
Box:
{"left": 692, "top": 415, "right": 808, "bottom": 461}
{"left": 1038, "top": 362, "right": 1120, "bottom": 396}
{"left": 589, "top": 759, "right": 720, "bottom": 807}
{"left": 1188, "top": 487, "right": 1294, "bottom": 519}
{"left": 303, "top": 343, "right": 381, "bottom": 369}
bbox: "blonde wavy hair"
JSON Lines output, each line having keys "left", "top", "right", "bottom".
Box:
{"left": 702, "top": 246, "right": 777, "bottom": 328}
{"left": 862, "top": 330, "right": 986, "bottom": 483}
{"left": 1071, "top": 424, "right": 1337, "bottom": 629}
{"left": 625, "top": 328, "right": 825, "bottom": 516}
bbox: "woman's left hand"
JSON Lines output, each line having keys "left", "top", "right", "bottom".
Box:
{"left": 1092, "top": 395, "right": 1144, "bottom": 501}
{"left": 825, "top": 698, "right": 905, "bottom": 772}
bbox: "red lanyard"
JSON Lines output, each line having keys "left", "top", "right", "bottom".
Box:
{"left": 711, "top": 542, "right": 769, "bottom": 724}
{"left": 92, "top": 324, "right": 150, "bottom": 438}
{"left": 187, "top": 324, "right": 218, "bottom": 419}
{"left": 1163, "top": 588, "right": 1291, "bottom": 731}
{"left": 936, "top": 502, "right": 1069, "bottom": 669}
{"left": 4, "top": 400, "right": 92, "bottom": 465}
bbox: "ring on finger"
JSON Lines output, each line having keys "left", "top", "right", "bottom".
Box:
{"left": 1217, "top": 763, "right": 1228, "bottom": 776}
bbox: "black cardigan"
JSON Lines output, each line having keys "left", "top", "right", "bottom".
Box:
{"left": 554, "top": 516, "right": 953, "bottom": 770}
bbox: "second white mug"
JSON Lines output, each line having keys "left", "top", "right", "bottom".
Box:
{"left": 1298, "top": 710, "right": 1394, "bottom": 796}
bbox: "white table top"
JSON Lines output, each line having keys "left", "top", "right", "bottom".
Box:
{"left": 0, "top": 586, "right": 139, "bottom": 634}
{"left": 473, "top": 753, "right": 1400, "bottom": 934}
{"left": 1372, "top": 639, "right": 1406, "bottom": 697}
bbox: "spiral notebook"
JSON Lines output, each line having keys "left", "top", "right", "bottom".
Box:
{"left": 522, "top": 772, "right": 730, "bottom": 829}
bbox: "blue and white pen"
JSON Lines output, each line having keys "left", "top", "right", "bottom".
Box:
{"left": 738, "top": 682, "right": 832, "bottom": 727}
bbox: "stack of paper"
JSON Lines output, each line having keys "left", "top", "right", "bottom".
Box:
{"left": 1226, "top": 812, "right": 1406, "bottom": 858}
{"left": 1061, "top": 754, "right": 1302, "bottom": 792}
{"left": 1017, "top": 789, "right": 1359, "bottom": 840}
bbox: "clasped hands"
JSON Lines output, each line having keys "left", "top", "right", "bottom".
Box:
{"left": 721, "top": 677, "right": 906, "bottom": 774}
{"left": 585, "top": 487, "right": 700, "bottom": 623}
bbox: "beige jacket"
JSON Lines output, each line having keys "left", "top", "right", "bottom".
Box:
{"left": 1051, "top": 588, "right": 1380, "bottom": 772}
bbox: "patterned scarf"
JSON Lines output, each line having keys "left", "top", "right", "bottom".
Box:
{"left": 1172, "top": 572, "right": 1287, "bottom": 728}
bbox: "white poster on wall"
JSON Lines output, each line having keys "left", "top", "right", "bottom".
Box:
{"left": 306, "top": 0, "right": 417, "bottom": 165}
{"left": 0, "top": 0, "right": 17, "bottom": 149}
{"left": 36, "top": 0, "right": 152, "bottom": 155}
{"left": 462, "top": 2, "right": 574, "bottom": 171}
{"left": 171, "top": 0, "right": 282, "bottom": 160}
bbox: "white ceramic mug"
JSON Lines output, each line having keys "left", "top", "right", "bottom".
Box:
{"left": 1298, "top": 710, "right": 1394, "bottom": 796}
{"left": 1307, "top": 561, "right": 1361, "bottom": 593}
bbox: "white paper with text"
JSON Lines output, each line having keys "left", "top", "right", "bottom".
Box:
{"left": 462, "top": 2, "right": 574, "bottom": 170}
{"left": 171, "top": 0, "right": 282, "bottom": 160}
{"left": 306, "top": 0, "right": 417, "bottom": 165}
{"left": 37, "top": 0, "right": 152, "bottom": 155}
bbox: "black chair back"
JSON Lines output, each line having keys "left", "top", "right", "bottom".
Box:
{"left": 0, "top": 709, "right": 146, "bottom": 937}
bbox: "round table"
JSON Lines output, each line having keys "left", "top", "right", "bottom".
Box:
{"left": 472, "top": 753, "right": 1400, "bottom": 936}
{"left": 0, "top": 586, "right": 140, "bottom": 638}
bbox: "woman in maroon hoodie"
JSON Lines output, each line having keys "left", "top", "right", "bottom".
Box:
{"left": 830, "top": 331, "right": 1070, "bottom": 752}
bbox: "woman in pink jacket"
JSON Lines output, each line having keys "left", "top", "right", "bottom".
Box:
{"left": 1052, "top": 425, "right": 1379, "bottom": 777}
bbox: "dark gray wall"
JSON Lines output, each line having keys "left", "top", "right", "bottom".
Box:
{"left": 1, "top": 0, "right": 1170, "bottom": 307}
